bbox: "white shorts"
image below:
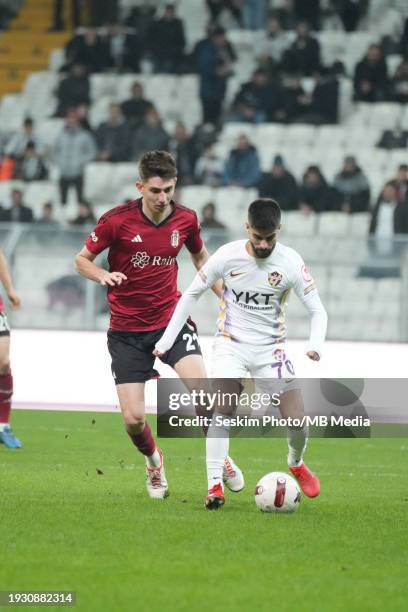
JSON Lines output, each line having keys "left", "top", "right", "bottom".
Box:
{"left": 211, "top": 337, "right": 300, "bottom": 395}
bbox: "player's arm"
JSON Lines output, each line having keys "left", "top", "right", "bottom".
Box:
{"left": 154, "top": 251, "right": 223, "bottom": 356}
{"left": 292, "top": 260, "right": 328, "bottom": 361}
{"left": 189, "top": 245, "right": 223, "bottom": 298}
{"left": 301, "top": 292, "right": 328, "bottom": 361}
{"left": 0, "top": 249, "right": 21, "bottom": 309}
{"left": 74, "top": 247, "right": 127, "bottom": 287}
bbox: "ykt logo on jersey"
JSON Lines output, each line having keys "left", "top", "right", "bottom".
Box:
{"left": 90, "top": 232, "right": 98, "bottom": 243}
{"left": 131, "top": 251, "right": 176, "bottom": 269}
{"left": 170, "top": 230, "right": 180, "bottom": 248}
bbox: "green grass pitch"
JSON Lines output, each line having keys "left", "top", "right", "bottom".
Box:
{"left": 1, "top": 410, "right": 407, "bottom": 612}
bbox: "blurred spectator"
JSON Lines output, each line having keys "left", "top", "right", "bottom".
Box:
{"left": 5, "top": 118, "right": 44, "bottom": 159}
{"left": 149, "top": 4, "right": 186, "bottom": 73}
{"left": 399, "top": 17, "right": 408, "bottom": 57}
{"left": 275, "top": 0, "right": 297, "bottom": 31}
{"left": 56, "top": 64, "right": 90, "bottom": 117}
{"left": 353, "top": 44, "right": 388, "bottom": 102}
{"left": 14, "top": 143, "right": 48, "bottom": 181}
{"left": 168, "top": 122, "right": 196, "bottom": 186}
{"left": 65, "top": 30, "right": 110, "bottom": 74}
{"left": 195, "top": 26, "right": 236, "bottom": 125}
{"left": 88, "top": 0, "right": 118, "bottom": 27}
{"left": 131, "top": 108, "right": 169, "bottom": 161}
{"left": 298, "top": 165, "right": 332, "bottom": 213}
{"left": 257, "top": 16, "right": 292, "bottom": 65}
{"left": 69, "top": 201, "right": 97, "bottom": 226}
{"left": 257, "top": 154, "right": 299, "bottom": 210}
{"left": 294, "top": 0, "right": 321, "bottom": 30}
{"left": 389, "top": 59, "right": 408, "bottom": 104}
{"left": 333, "top": 155, "right": 370, "bottom": 213}
{"left": 95, "top": 104, "right": 132, "bottom": 162}
{"left": 200, "top": 202, "right": 227, "bottom": 229}
{"left": 334, "top": 0, "right": 368, "bottom": 32}
{"left": 120, "top": 82, "right": 154, "bottom": 129}
{"left": 223, "top": 134, "right": 261, "bottom": 188}
{"left": 377, "top": 123, "right": 408, "bottom": 150}
{"left": 206, "top": 0, "right": 242, "bottom": 25}
{"left": 104, "top": 22, "right": 142, "bottom": 73}
{"left": 394, "top": 164, "right": 408, "bottom": 203}
{"left": 53, "top": 112, "right": 97, "bottom": 205}
{"left": 242, "top": 0, "right": 268, "bottom": 30}
{"left": 230, "top": 69, "right": 287, "bottom": 123}
{"left": 0, "top": 189, "right": 34, "bottom": 223}
{"left": 293, "top": 69, "right": 339, "bottom": 124}
{"left": 37, "top": 202, "right": 59, "bottom": 226}
{"left": 369, "top": 181, "right": 408, "bottom": 256}
{"left": 191, "top": 123, "right": 218, "bottom": 157}
{"left": 195, "top": 145, "right": 224, "bottom": 186}
{"left": 50, "top": 0, "right": 81, "bottom": 31}
{"left": 282, "top": 21, "right": 321, "bottom": 76}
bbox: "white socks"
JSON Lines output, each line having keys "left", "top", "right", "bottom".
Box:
{"left": 287, "top": 425, "right": 308, "bottom": 467}
{"left": 145, "top": 448, "right": 161, "bottom": 468}
{"left": 206, "top": 414, "right": 230, "bottom": 490}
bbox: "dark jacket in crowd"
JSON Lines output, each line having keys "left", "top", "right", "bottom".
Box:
{"left": 282, "top": 35, "right": 321, "bottom": 75}
{"left": 149, "top": 15, "right": 185, "bottom": 68}
{"left": 333, "top": 166, "right": 370, "bottom": 212}
{"left": 377, "top": 129, "right": 408, "bottom": 149}
{"left": 66, "top": 34, "right": 111, "bottom": 73}
{"left": 299, "top": 180, "right": 332, "bottom": 213}
{"left": 353, "top": 57, "right": 388, "bottom": 102}
{"left": 223, "top": 145, "right": 262, "bottom": 188}
{"left": 57, "top": 75, "right": 90, "bottom": 115}
{"left": 233, "top": 79, "right": 286, "bottom": 121}
{"left": 258, "top": 170, "right": 299, "bottom": 210}
{"left": 0, "top": 205, "right": 34, "bottom": 223}
{"left": 95, "top": 121, "right": 132, "bottom": 162}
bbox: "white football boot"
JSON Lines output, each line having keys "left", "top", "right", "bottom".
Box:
{"left": 145, "top": 448, "right": 169, "bottom": 499}
{"left": 223, "top": 456, "right": 245, "bottom": 492}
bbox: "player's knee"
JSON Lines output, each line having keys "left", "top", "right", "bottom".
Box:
{"left": 0, "top": 361, "right": 10, "bottom": 375}
{"left": 124, "top": 414, "right": 145, "bottom": 433}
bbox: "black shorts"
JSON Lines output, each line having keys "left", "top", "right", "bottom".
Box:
{"left": 0, "top": 312, "right": 10, "bottom": 337}
{"left": 107, "top": 320, "right": 202, "bottom": 384}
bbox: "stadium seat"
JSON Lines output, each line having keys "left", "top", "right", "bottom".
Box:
{"left": 24, "top": 181, "right": 59, "bottom": 216}
{"left": 284, "top": 211, "right": 317, "bottom": 237}
{"left": 180, "top": 186, "right": 215, "bottom": 214}
{"left": 317, "top": 212, "right": 350, "bottom": 237}
{"left": 90, "top": 74, "right": 119, "bottom": 101}
{"left": 349, "top": 212, "right": 370, "bottom": 237}
{"left": 84, "top": 162, "right": 115, "bottom": 204}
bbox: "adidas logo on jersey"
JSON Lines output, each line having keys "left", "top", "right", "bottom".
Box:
{"left": 131, "top": 235, "right": 143, "bottom": 242}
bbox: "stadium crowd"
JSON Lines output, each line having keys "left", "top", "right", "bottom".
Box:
{"left": 0, "top": 0, "right": 408, "bottom": 241}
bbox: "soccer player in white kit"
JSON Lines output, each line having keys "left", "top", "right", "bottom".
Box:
{"left": 154, "top": 199, "right": 328, "bottom": 509}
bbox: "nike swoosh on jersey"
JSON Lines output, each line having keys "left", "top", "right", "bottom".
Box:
{"left": 229, "top": 271, "right": 246, "bottom": 277}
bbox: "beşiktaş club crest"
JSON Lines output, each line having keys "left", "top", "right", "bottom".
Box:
{"left": 268, "top": 271, "right": 282, "bottom": 287}
{"left": 170, "top": 230, "right": 180, "bottom": 248}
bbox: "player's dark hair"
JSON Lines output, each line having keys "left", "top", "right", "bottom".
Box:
{"left": 248, "top": 199, "right": 281, "bottom": 230}
{"left": 139, "top": 150, "right": 177, "bottom": 181}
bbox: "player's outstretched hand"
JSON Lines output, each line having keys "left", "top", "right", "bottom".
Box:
{"left": 152, "top": 348, "right": 163, "bottom": 357}
{"left": 306, "top": 351, "right": 320, "bottom": 362}
{"left": 99, "top": 271, "right": 127, "bottom": 287}
{"left": 8, "top": 288, "right": 21, "bottom": 310}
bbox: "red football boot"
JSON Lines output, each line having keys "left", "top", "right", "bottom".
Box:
{"left": 289, "top": 463, "right": 320, "bottom": 498}
{"left": 205, "top": 483, "right": 225, "bottom": 510}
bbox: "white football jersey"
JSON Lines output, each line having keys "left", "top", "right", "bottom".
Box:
{"left": 155, "top": 239, "right": 327, "bottom": 355}
{"left": 198, "top": 240, "right": 318, "bottom": 345}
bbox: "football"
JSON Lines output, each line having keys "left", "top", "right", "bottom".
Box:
{"left": 255, "top": 472, "right": 301, "bottom": 513}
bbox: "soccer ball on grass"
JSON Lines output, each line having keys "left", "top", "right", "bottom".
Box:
{"left": 255, "top": 471, "right": 301, "bottom": 513}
